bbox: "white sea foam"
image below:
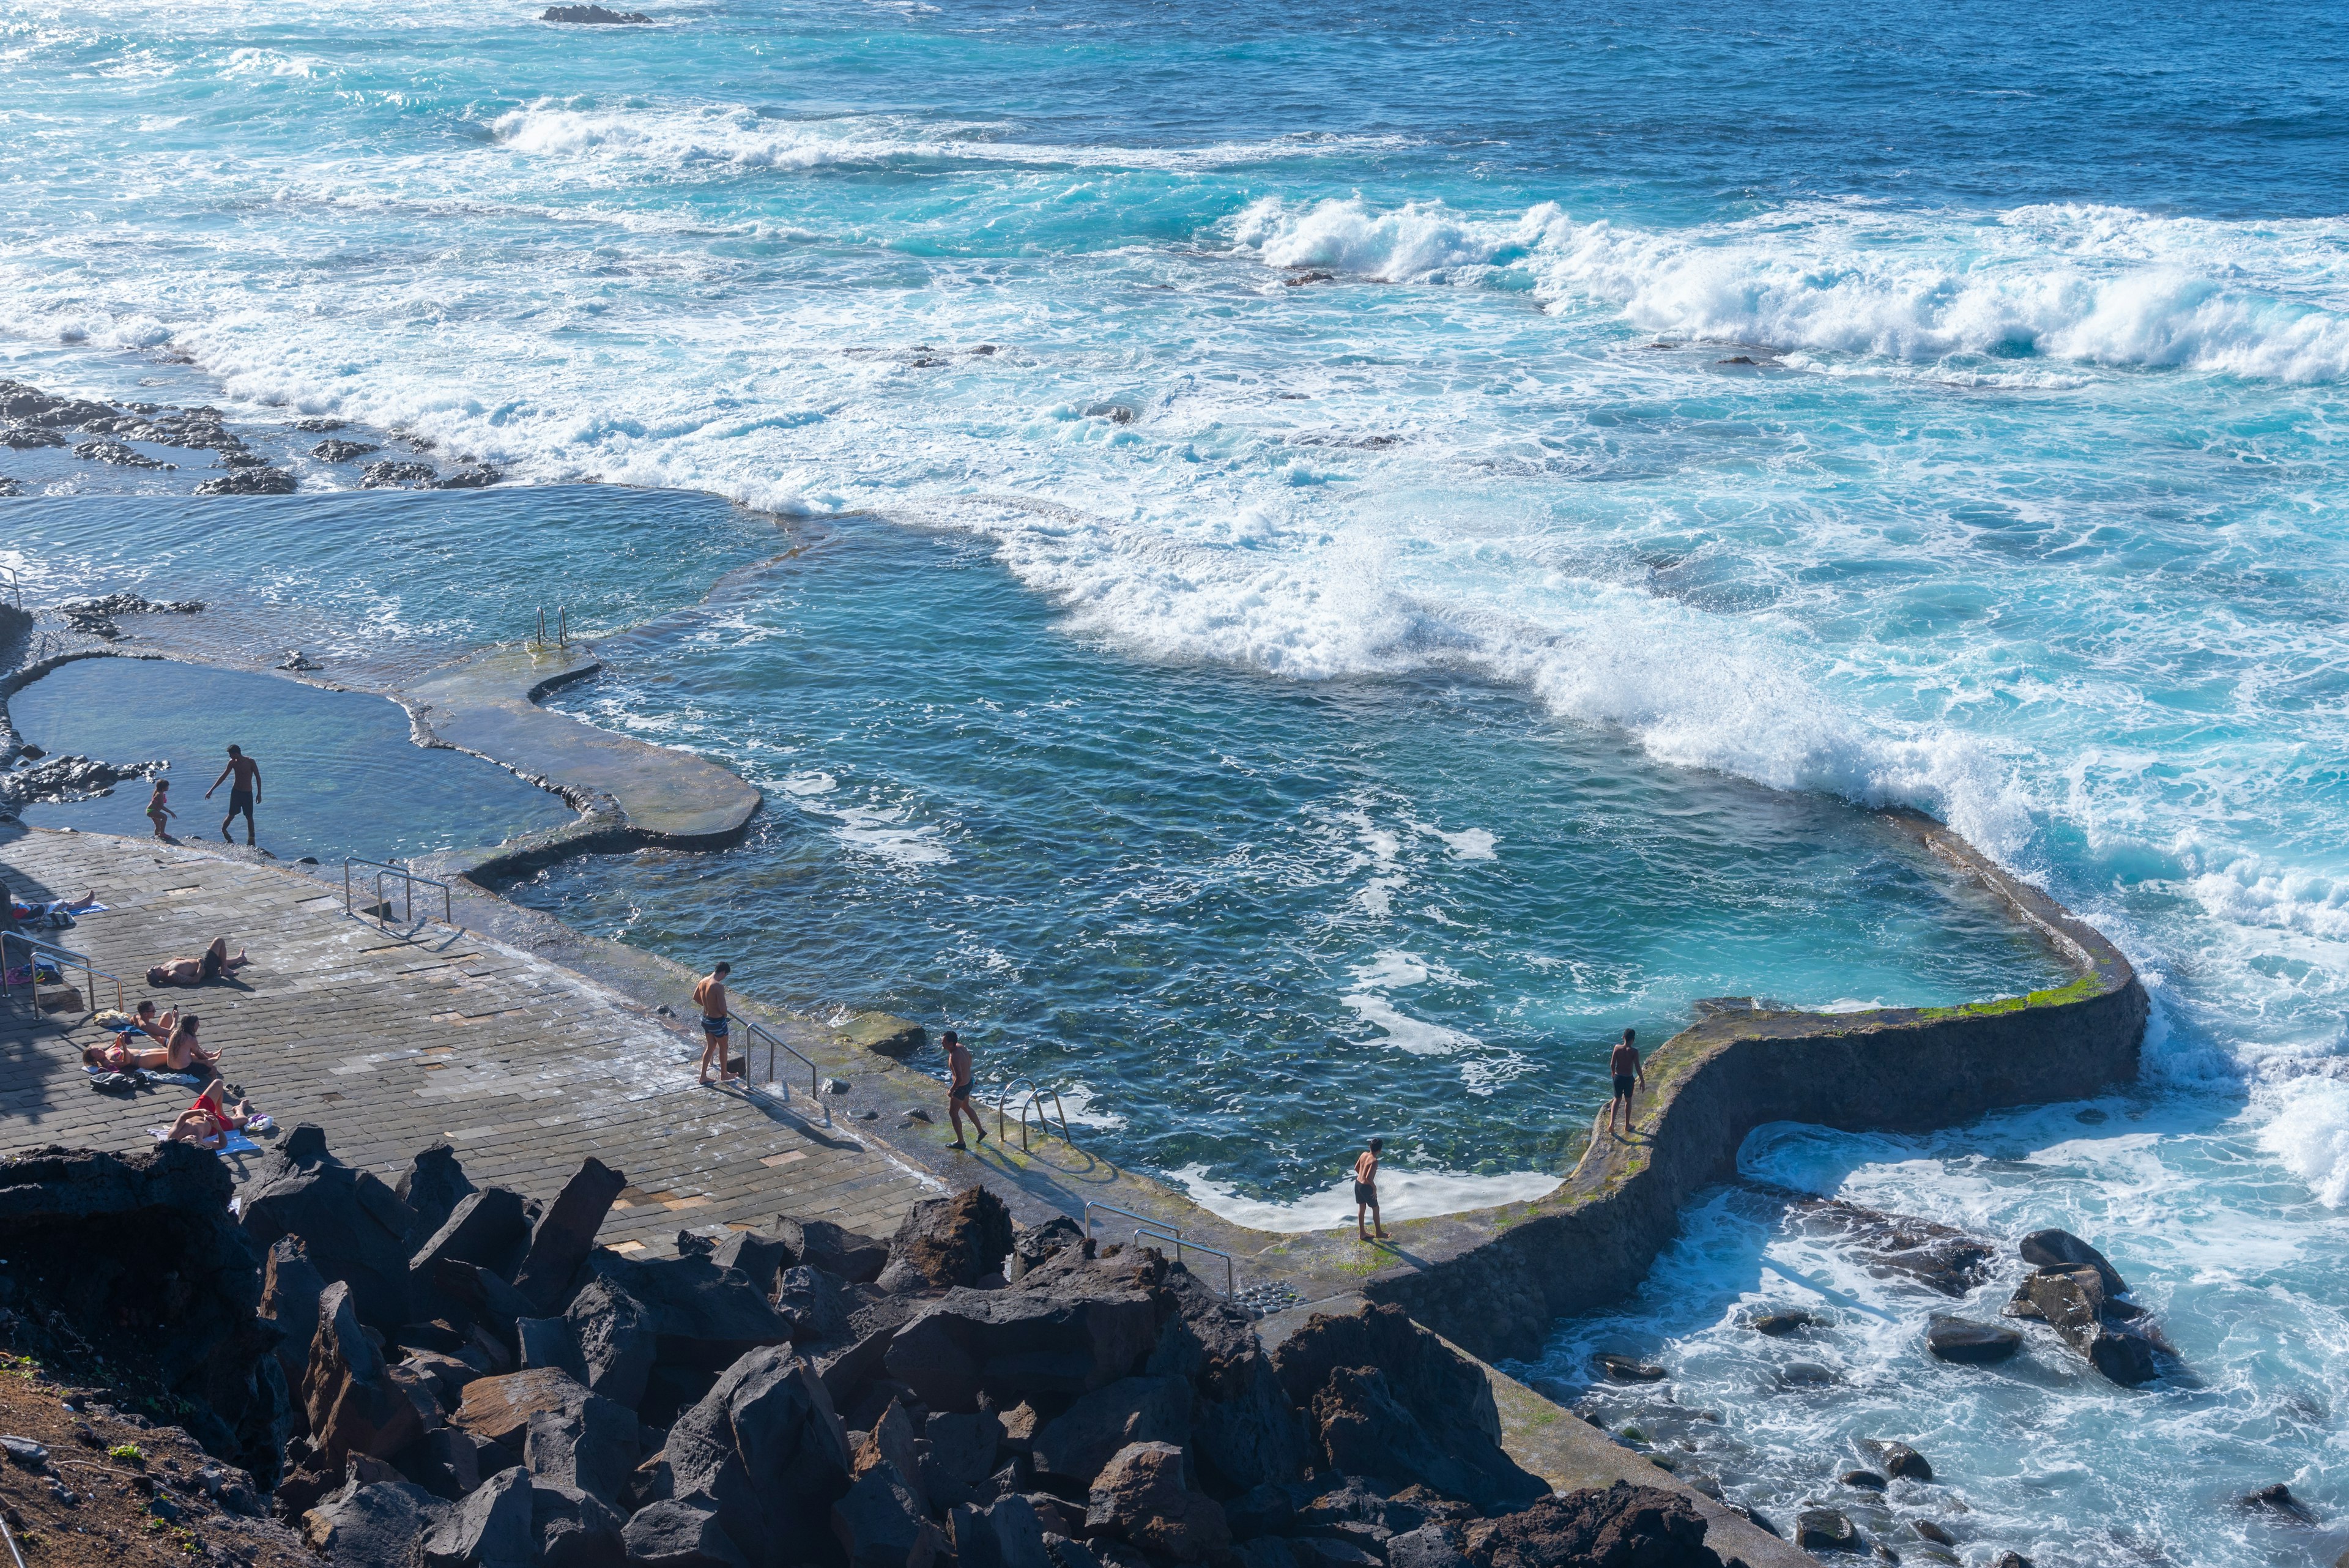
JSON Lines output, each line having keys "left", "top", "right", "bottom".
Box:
{"left": 1169, "top": 1162, "right": 1561, "bottom": 1233}
{"left": 1230, "top": 196, "right": 2349, "bottom": 382}
{"left": 2257, "top": 1073, "right": 2349, "bottom": 1208}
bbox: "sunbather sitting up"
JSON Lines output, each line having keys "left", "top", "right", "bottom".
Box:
{"left": 84, "top": 1012, "right": 215, "bottom": 1074}
{"left": 167, "top": 1079, "right": 256, "bottom": 1151}
{"left": 147, "top": 937, "right": 250, "bottom": 988}
{"left": 132, "top": 998, "right": 180, "bottom": 1043}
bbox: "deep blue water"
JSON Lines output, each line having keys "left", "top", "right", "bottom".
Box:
{"left": 6, "top": 0, "right": 2348, "bottom": 1558}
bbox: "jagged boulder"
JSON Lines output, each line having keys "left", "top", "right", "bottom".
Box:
{"left": 242, "top": 1128, "right": 418, "bottom": 1328}
{"left": 625, "top": 1498, "right": 746, "bottom": 1568}
{"left": 565, "top": 1273, "right": 658, "bottom": 1408}
{"left": 514, "top": 1157, "right": 628, "bottom": 1313}
{"left": 412, "top": 1189, "right": 536, "bottom": 1282}
{"left": 263, "top": 1236, "right": 328, "bottom": 1406}
{"left": 2018, "top": 1228, "right": 2128, "bottom": 1295}
{"left": 399, "top": 1145, "right": 479, "bottom": 1247}
{"left": 1466, "top": 1482, "right": 1724, "bottom": 1567}
{"left": 710, "top": 1230, "right": 795, "bottom": 1296}
{"left": 2015, "top": 1266, "right": 2161, "bottom": 1386}
{"left": 653, "top": 1345, "right": 854, "bottom": 1568}
{"left": 531, "top": 1478, "right": 628, "bottom": 1568}
{"left": 1148, "top": 1268, "right": 1308, "bottom": 1490}
{"left": 777, "top": 1217, "right": 890, "bottom": 1285}
{"left": 1273, "top": 1304, "right": 1545, "bottom": 1514}
{"left": 585, "top": 1250, "right": 792, "bottom": 1369}
{"left": 453, "top": 1366, "right": 602, "bottom": 1450}
{"left": 883, "top": 1278, "right": 1160, "bottom": 1412}
{"left": 779, "top": 1264, "right": 853, "bottom": 1349}
{"left": 949, "top": 1495, "right": 1051, "bottom": 1568}
{"left": 1085, "top": 1441, "right": 1228, "bottom": 1561}
{"left": 303, "top": 1473, "right": 452, "bottom": 1568}
{"left": 877, "top": 1187, "right": 1015, "bottom": 1291}
{"left": 1031, "top": 1375, "right": 1191, "bottom": 1487}
{"left": 1925, "top": 1315, "right": 2020, "bottom": 1364}
{"left": 306, "top": 1281, "right": 444, "bottom": 1469}
{"left": 525, "top": 1392, "right": 642, "bottom": 1505}
{"left": 833, "top": 1462, "right": 943, "bottom": 1567}
{"left": 423, "top": 1465, "right": 536, "bottom": 1568}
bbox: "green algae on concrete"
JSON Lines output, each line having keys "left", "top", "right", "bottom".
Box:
{"left": 400, "top": 642, "right": 759, "bottom": 856}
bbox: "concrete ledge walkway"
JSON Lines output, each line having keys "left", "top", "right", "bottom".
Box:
{"left": 0, "top": 824, "right": 929, "bottom": 1246}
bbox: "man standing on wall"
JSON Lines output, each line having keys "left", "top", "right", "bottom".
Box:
{"left": 693, "top": 962, "right": 735, "bottom": 1087}
{"left": 1609, "top": 1027, "right": 1644, "bottom": 1135}
{"left": 1354, "top": 1136, "right": 1387, "bottom": 1241}
{"left": 945, "top": 1030, "right": 985, "bottom": 1150}
{"left": 206, "top": 745, "right": 261, "bottom": 846}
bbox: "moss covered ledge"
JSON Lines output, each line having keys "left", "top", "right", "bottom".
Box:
{"left": 1266, "top": 810, "right": 2149, "bottom": 1364}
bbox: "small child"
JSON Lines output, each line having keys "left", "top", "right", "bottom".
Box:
{"left": 147, "top": 778, "right": 176, "bottom": 840}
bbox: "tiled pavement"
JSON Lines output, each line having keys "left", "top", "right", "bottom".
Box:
{"left": 0, "top": 824, "right": 938, "bottom": 1248}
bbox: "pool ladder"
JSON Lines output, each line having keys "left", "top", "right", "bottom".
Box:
{"left": 1, "top": 934, "right": 125, "bottom": 1018}
{"left": 993, "top": 1076, "right": 1072, "bottom": 1151}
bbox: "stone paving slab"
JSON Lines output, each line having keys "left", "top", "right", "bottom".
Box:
{"left": 0, "top": 824, "right": 936, "bottom": 1247}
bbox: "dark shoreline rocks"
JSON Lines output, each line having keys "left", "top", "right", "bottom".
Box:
{"left": 541, "top": 4, "right": 651, "bottom": 21}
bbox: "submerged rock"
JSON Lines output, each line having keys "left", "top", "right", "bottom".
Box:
{"left": 543, "top": 3, "right": 652, "bottom": 18}
{"left": 1790, "top": 1198, "right": 1996, "bottom": 1296}
{"left": 1860, "top": 1438, "right": 1933, "bottom": 1481}
{"left": 2236, "top": 1482, "right": 2314, "bottom": 1523}
{"left": 1596, "top": 1354, "right": 1668, "bottom": 1383}
{"left": 312, "top": 439, "right": 380, "bottom": 462}
{"left": 0, "top": 752, "right": 165, "bottom": 807}
{"left": 72, "top": 438, "right": 173, "bottom": 468}
{"left": 433, "top": 464, "right": 503, "bottom": 489}
{"left": 1795, "top": 1507, "right": 1861, "bottom": 1552}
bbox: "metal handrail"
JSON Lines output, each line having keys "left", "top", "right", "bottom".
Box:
{"left": 1135, "top": 1221, "right": 1236, "bottom": 1298}
{"left": 0, "top": 565, "right": 20, "bottom": 610}
{"left": 7, "top": 935, "right": 123, "bottom": 1016}
{"left": 1083, "top": 1199, "right": 1168, "bottom": 1247}
{"left": 344, "top": 857, "right": 454, "bottom": 929}
{"left": 993, "top": 1074, "right": 1074, "bottom": 1151}
{"left": 742, "top": 1017, "right": 818, "bottom": 1102}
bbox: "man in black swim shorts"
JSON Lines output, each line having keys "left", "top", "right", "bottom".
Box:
{"left": 1609, "top": 1027, "right": 1644, "bottom": 1135}
{"left": 206, "top": 744, "right": 262, "bottom": 846}
{"left": 944, "top": 1030, "right": 985, "bottom": 1150}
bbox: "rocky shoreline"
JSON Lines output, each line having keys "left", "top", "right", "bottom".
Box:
{"left": 0, "top": 1137, "right": 1754, "bottom": 1568}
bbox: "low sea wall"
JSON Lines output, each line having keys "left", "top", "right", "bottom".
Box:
{"left": 1340, "top": 812, "right": 2149, "bottom": 1363}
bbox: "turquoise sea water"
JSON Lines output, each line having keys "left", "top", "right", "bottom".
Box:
{"left": 6, "top": 0, "right": 2349, "bottom": 1558}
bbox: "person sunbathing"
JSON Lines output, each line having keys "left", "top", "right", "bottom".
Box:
{"left": 164, "top": 1015, "right": 219, "bottom": 1073}
{"left": 166, "top": 1080, "right": 256, "bottom": 1151}
{"left": 147, "top": 938, "right": 250, "bottom": 988}
{"left": 85, "top": 1035, "right": 169, "bottom": 1072}
{"left": 9, "top": 889, "right": 100, "bottom": 923}
{"left": 131, "top": 999, "right": 180, "bottom": 1043}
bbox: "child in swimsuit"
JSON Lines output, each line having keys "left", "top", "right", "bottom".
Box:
{"left": 147, "top": 779, "right": 176, "bottom": 840}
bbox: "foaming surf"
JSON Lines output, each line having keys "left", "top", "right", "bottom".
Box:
{"left": 1171, "top": 1162, "right": 1563, "bottom": 1234}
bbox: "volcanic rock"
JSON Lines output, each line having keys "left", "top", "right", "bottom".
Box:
{"left": 513, "top": 1156, "right": 627, "bottom": 1313}
{"left": 1085, "top": 1441, "right": 1228, "bottom": 1561}
{"left": 1860, "top": 1439, "right": 1932, "bottom": 1481}
{"left": 624, "top": 1497, "right": 746, "bottom": 1568}
{"left": 2237, "top": 1482, "right": 2315, "bottom": 1522}
{"left": 451, "top": 1367, "right": 601, "bottom": 1451}
{"left": 949, "top": 1494, "right": 1052, "bottom": 1568}
{"left": 72, "top": 439, "right": 172, "bottom": 468}
{"left": 651, "top": 1345, "right": 853, "bottom": 1568}
{"left": 883, "top": 1274, "right": 1160, "bottom": 1412}
{"left": 1794, "top": 1507, "right": 1860, "bottom": 1552}
{"left": 1031, "top": 1374, "right": 1190, "bottom": 1487}
{"left": 522, "top": 1394, "right": 640, "bottom": 1506}
{"left": 305, "top": 1280, "right": 442, "bottom": 1468}
{"left": 313, "top": 439, "right": 380, "bottom": 461}
{"left": 411, "top": 1187, "right": 536, "bottom": 1281}
{"left": 564, "top": 1273, "right": 658, "bottom": 1408}
{"left": 0, "top": 754, "right": 165, "bottom": 808}
{"left": 529, "top": 1479, "right": 628, "bottom": 1568}
{"left": 1595, "top": 1354, "right": 1668, "bottom": 1382}
{"left": 1466, "top": 1482, "right": 1724, "bottom": 1567}
{"left": 397, "top": 1146, "right": 478, "bottom": 1247}
{"left": 581, "top": 1249, "right": 791, "bottom": 1369}
{"left": 779, "top": 1217, "right": 891, "bottom": 1284}
{"left": 0, "top": 423, "right": 68, "bottom": 448}
{"left": 877, "top": 1187, "right": 1015, "bottom": 1292}
{"left": 363, "top": 459, "right": 439, "bottom": 488}
{"left": 1274, "top": 1302, "right": 1545, "bottom": 1514}
{"left": 1924, "top": 1315, "right": 2020, "bottom": 1364}
{"left": 1792, "top": 1198, "right": 1995, "bottom": 1296}
{"left": 195, "top": 467, "right": 297, "bottom": 495}
{"left": 303, "top": 1473, "right": 451, "bottom": 1567}
{"left": 542, "top": 4, "right": 651, "bottom": 20}
{"left": 433, "top": 465, "right": 503, "bottom": 488}
{"left": 422, "top": 1465, "right": 535, "bottom": 1568}
{"left": 2018, "top": 1228, "right": 2128, "bottom": 1295}
{"left": 243, "top": 1132, "right": 418, "bottom": 1328}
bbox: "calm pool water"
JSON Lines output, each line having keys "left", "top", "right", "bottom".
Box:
{"left": 12, "top": 656, "right": 572, "bottom": 866}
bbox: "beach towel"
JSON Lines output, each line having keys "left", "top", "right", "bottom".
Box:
{"left": 81, "top": 1065, "right": 206, "bottom": 1088}
{"left": 147, "top": 1126, "right": 261, "bottom": 1156}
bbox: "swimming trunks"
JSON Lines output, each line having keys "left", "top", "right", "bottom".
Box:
{"left": 1612, "top": 1072, "right": 1636, "bottom": 1097}
{"left": 199, "top": 948, "right": 223, "bottom": 984}
{"left": 1353, "top": 1180, "right": 1376, "bottom": 1206}
{"left": 700, "top": 1015, "right": 729, "bottom": 1037}
{"left": 948, "top": 1082, "right": 972, "bottom": 1103}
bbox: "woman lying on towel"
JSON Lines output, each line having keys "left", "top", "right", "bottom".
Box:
{"left": 167, "top": 1079, "right": 258, "bottom": 1151}
{"left": 147, "top": 937, "right": 250, "bottom": 988}
{"left": 83, "top": 1012, "right": 216, "bottom": 1074}
{"left": 9, "top": 889, "right": 102, "bottom": 925}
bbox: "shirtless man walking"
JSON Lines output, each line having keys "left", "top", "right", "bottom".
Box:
{"left": 944, "top": 1030, "right": 986, "bottom": 1150}
{"left": 692, "top": 962, "right": 735, "bottom": 1086}
{"left": 206, "top": 745, "right": 262, "bottom": 845}
{"left": 1608, "top": 1027, "right": 1645, "bottom": 1135}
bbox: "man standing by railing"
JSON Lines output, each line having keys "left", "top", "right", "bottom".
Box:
{"left": 692, "top": 961, "right": 735, "bottom": 1087}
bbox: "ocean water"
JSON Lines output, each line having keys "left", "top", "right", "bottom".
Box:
{"left": 6, "top": 0, "right": 2348, "bottom": 1559}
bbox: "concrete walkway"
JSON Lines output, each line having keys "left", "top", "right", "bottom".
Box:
{"left": 0, "top": 824, "right": 933, "bottom": 1247}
